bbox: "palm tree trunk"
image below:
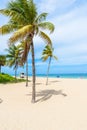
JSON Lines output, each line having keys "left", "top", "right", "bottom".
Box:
{"left": 31, "top": 42, "right": 36, "bottom": 103}
{"left": 15, "top": 62, "right": 18, "bottom": 81}
{"left": 0, "top": 65, "right": 1, "bottom": 73}
{"left": 14, "top": 60, "right": 17, "bottom": 80}
{"left": 46, "top": 57, "right": 51, "bottom": 85}
{"left": 15, "top": 67, "right": 17, "bottom": 80}
{"left": 26, "top": 58, "right": 28, "bottom": 86}
{"left": 26, "top": 42, "right": 29, "bottom": 87}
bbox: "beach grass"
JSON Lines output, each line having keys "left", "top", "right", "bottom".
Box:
{"left": 0, "top": 73, "right": 26, "bottom": 83}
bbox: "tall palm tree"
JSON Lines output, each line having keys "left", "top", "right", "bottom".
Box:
{"left": 0, "top": 0, "right": 54, "bottom": 103}
{"left": 0, "top": 55, "right": 6, "bottom": 73}
{"left": 42, "top": 45, "right": 58, "bottom": 85}
{"left": 6, "top": 45, "right": 22, "bottom": 79}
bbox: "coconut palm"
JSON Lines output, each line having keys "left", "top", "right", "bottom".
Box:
{"left": 42, "top": 45, "right": 58, "bottom": 85}
{"left": 0, "top": 55, "right": 6, "bottom": 73}
{"left": 0, "top": 0, "right": 54, "bottom": 103}
{"left": 6, "top": 45, "right": 22, "bottom": 79}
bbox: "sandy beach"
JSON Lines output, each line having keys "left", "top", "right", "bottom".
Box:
{"left": 0, "top": 77, "right": 87, "bottom": 130}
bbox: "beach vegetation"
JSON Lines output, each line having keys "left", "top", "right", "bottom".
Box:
{"left": 0, "top": 73, "right": 25, "bottom": 83}
{"left": 0, "top": 55, "right": 6, "bottom": 74}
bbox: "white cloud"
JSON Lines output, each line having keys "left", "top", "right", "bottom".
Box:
{"left": 38, "top": 0, "right": 76, "bottom": 13}
{"left": 56, "top": 17, "right": 87, "bottom": 42}
{"left": 50, "top": 3, "right": 87, "bottom": 43}
{"left": 45, "top": 3, "right": 87, "bottom": 65}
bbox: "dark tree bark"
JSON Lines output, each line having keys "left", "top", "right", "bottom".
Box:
{"left": 26, "top": 58, "right": 28, "bottom": 86}
{"left": 31, "top": 41, "right": 36, "bottom": 103}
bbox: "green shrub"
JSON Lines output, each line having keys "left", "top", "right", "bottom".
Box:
{"left": 0, "top": 73, "right": 25, "bottom": 83}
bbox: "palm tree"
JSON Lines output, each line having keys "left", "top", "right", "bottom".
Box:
{"left": 41, "top": 45, "right": 58, "bottom": 85}
{"left": 0, "top": 55, "right": 6, "bottom": 73}
{"left": 6, "top": 45, "right": 22, "bottom": 79}
{"left": 0, "top": 0, "right": 54, "bottom": 103}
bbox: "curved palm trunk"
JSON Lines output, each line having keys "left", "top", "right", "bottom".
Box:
{"left": 31, "top": 42, "right": 36, "bottom": 103}
{"left": 26, "top": 58, "right": 28, "bottom": 86}
{"left": 46, "top": 57, "right": 51, "bottom": 85}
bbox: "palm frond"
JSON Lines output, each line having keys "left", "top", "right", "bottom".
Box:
{"left": 0, "top": 24, "right": 15, "bottom": 35}
{"left": 0, "top": 9, "right": 11, "bottom": 16}
{"left": 0, "top": 55, "right": 6, "bottom": 66}
{"left": 41, "top": 55, "right": 49, "bottom": 61}
{"left": 38, "top": 22, "right": 55, "bottom": 33}
{"left": 9, "top": 25, "right": 33, "bottom": 44}
{"left": 35, "top": 13, "right": 48, "bottom": 23}
{"left": 0, "top": 0, "right": 37, "bottom": 25}
{"left": 21, "top": 40, "right": 31, "bottom": 63}
{"left": 53, "top": 55, "right": 58, "bottom": 60}
{"left": 34, "top": 26, "right": 39, "bottom": 35}
{"left": 39, "top": 31, "right": 52, "bottom": 45}
{"left": 7, "top": 1, "right": 29, "bottom": 24}
{"left": 6, "top": 59, "right": 15, "bottom": 67}
{"left": 27, "top": 0, "right": 37, "bottom": 23}
{"left": 0, "top": 9, "right": 24, "bottom": 25}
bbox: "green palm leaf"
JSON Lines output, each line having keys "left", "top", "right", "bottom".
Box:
{"left": 21, "top": 40, "right": 31, "bottom": 63}
{"left": 35, "top": 13, "right": 48, "bottom": 23}
{"left": 53, "top": 55, "right": 58, "bottom": 60}
{"left": 38, "top": 22, "right": 55, "bottom": 33}
{"left": 41, "top": 45, "right": 58, "bottom": 61}
{"left": 0, "top": 9, "right": 11, "bottom": 16}
{"left": 9, "top": 25, "right": 33, "bottom": 44}
{"left": 0, "top": 24, "right": 15, "bottom": 35}
{"left": 41, "top": 55, "right": 49, "bottom": 61}
{"left": 39, "top": 31, "right": 52, "bottom": 45}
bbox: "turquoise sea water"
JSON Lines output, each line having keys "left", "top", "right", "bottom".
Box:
{"left": 2, "top": 68, "right": 87, "bottom": 78}
{"left": 3, "top": 71, "right": 87, "bottom": 79}
{"left": 2, "top": 64, "right": 87, "bottom": 79}
{"left": 36, "top": 73, "right": 87, "bottom": 79}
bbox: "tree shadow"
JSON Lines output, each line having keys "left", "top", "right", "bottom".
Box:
{"left": 35, "top": 89, "right": 67, "bottom": 102}
{"left": 36, "top": 83, "right": 43, "bottom": 85}
{"left": 50, "top": 80, "right": 61, "bottom": 83}
{"left": 0, "top": 98, "right": 3, "bottom": 104}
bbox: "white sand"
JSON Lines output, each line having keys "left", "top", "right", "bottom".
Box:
{"left": 0, "top": 77, "right": 87, "bottom": 130}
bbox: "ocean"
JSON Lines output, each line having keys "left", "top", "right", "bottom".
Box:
{"left": 3, "top": 70, "right": 87, "bottom": 79}
{"left": 2, "top": 64, "right": 87, "bottom": 79}
{"left": 36, "top": 73, "right": 87, "bottom": 79}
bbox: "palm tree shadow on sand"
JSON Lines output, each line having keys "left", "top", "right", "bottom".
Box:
{"left": 50, "top": 80, "right": 61, "bottom": 83}
{"left": 36, "top": 89, "right": 67, "bottom": 102}
{"left": 27, "top": 89, "right": 67, "bottom": 103}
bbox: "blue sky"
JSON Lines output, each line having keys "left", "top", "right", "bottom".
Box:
{"left": 0, "top": 0, "right": 87, "bottom": 74}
